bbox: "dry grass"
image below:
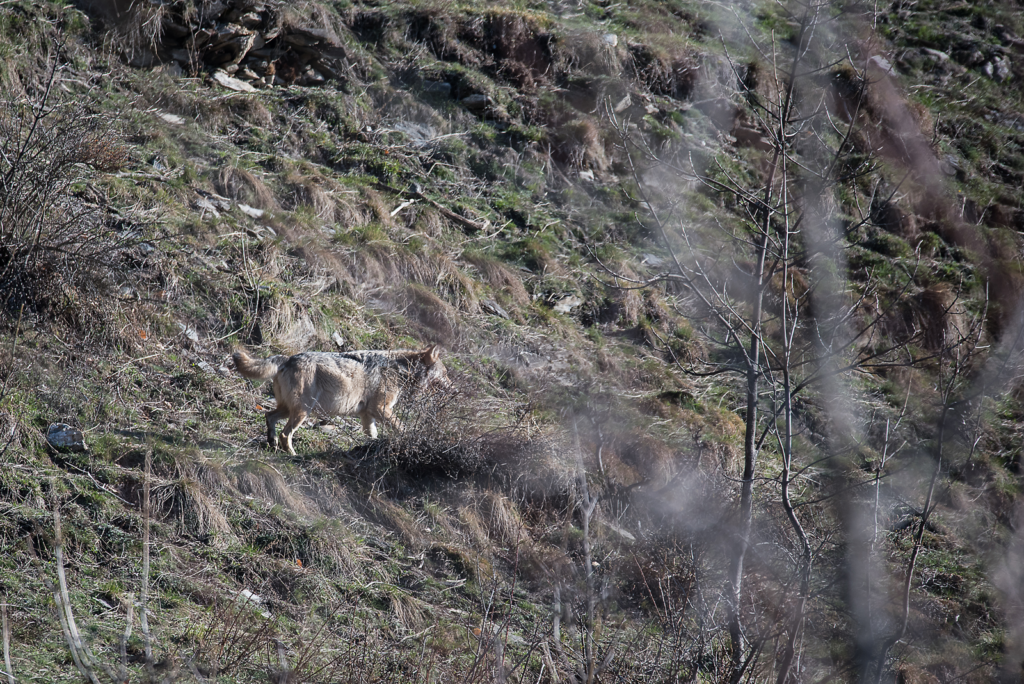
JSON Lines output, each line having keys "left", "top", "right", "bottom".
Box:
{"left": 551, "top": 118, "right": 609, "bottom": 171}
{"left": 462, "top": 251, "right": 529, "bottom": 306}
{"left": 216, "top": 166, "right": 277, "bottom": 210}
{"left": 405, "top": 283, "right": 460, "bottom": 342}
{"left": 231, "top": 460, "right": 313, "bottom": 516}
{"left": 151, "top": 454, "right": 233, "bottom": 539}
{"left": 479, "top": 491, "right": 525, "bottom": 547}
{"left": 258, "top": 294, "right": 328, "bottom": 352}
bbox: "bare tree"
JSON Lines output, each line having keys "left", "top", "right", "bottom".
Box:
{"left": 593, "top": 0, "right": 939, "bottom": 679}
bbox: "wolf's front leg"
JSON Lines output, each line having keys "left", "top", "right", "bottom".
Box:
{"left": 280, "top": 410, "right": 308, "bottom": 456}
{"left": 361, "top": 413, "right": 378, "bottom": 439}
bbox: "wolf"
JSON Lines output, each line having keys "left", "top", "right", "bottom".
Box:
{"left": 232, "top": 346, "right": 450, "bottom": 455}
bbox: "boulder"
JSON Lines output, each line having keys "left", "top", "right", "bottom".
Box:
{"left": 461, "top": 93, "right": 491, "bottom": 110}
{"left": 47, "top": 424, "right": 88, "bottom": 453}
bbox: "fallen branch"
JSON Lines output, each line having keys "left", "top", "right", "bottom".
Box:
{"left": 377, "top": 182, "right": 490, "bottom": 233}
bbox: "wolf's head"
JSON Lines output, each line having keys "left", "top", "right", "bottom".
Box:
{"left": 419, "top": 346, "right": 451, "bottom": 390}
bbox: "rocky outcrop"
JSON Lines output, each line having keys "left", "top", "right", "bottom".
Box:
{"left": 111, "top": 0, "right": 351, "bottom": 88}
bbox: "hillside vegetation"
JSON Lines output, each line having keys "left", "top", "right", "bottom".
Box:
{"left": 1, "top": 0, "right": 1024, "bottom": 681}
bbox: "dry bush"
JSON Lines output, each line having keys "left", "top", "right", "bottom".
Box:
{"left": 352, "top": 381, "right": 485, "bottom": 480}
{"left": 0, "top": 68, "right": 134, "bottom": 323}
{"left": 216, "top": 166, "right": 277, "bottom": 210}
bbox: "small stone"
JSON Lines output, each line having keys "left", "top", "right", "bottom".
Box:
{"left": 239, "top": 12, "right": 262, "bottom": 28}
{"left": 177, "top": 322, "right": 200, "bottom": 343}
{"left": 921, "top": 48, "right": 950, "bottom": 62}
{"left": 601, "top": 33, "right": 618, "bottom": 47}
{"left": 210, "top": 69, "right": 257, "bottom": 93}
{"left": 194, "top": 198, "right": 221, "bottom": 218}
{"left": 332, "top": 331, "right": 346, "bottom": 348}
{"left": 47, "top": 424, "right": 88, "bottom": 453}
{"left": 612, "top": 93, "right": 631, "bottom": 113}
{"left": 156, "top": 111, "right": 184, "bottom": 125}
{"left": 237, "top": 203, "right": 264, "bottom": 219}
{"left": 552, "top": 294, "right": 583, "bottom": 314}
{"left": 868, "top": 55, "right": 896, "bottom": 76}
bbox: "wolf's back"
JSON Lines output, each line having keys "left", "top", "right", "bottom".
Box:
{"left": 233, "top": 350, "right": 288, "bottom": 380}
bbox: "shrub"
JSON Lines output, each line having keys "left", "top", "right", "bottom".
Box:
{"left": 0, "top": 63, "right": 132, "bottom": 322}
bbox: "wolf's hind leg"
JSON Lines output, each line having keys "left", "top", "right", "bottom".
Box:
{"left": 280, "top": 410, "right": 308, "bottom": 456}
{"left": 266, "top": 406, "right": 289, "bottom": 449}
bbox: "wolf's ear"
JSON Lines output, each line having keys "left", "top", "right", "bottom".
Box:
{"left": 425, "top": 345, "right": 441, "bottom": 363}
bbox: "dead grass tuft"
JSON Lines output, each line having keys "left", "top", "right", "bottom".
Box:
{"left": 231, "top": 460, "right": 312, "bottom": 516}
{"left": 405, "top": 283, "right": 460, "bottom": 342}
{"left": 225, "top": 97, "right": 274, "bottom": 128}
{"left": 151, "top": 455, "right": 233, "bottom": 539}
{"left": 553, "top": 31, "right": 622, "bottom": 79}
{"left": 258, "top": 294, "right": 326, "bottom": 352}
{"left": 463, "top": 251, "right": 529, "bottom": 305}
{"left": 551, "top": 118, "right": 609, "bottom": 171}
{"left": 627, "top": 42, "right": 698, "bottom": 99}
{"left": 361, "top": 494, "right": 424, "bottom": 546}
{"left": 480, "top": 491, "right": 525, "bottom": 547}
{"left": 216, "top": 166, "right": 277, "bottom": 210}
{"left": 286, "top": 172, "right": 339, "bottom": 221}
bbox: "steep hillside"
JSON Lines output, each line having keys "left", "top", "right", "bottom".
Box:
{"left": 1, "top": 0, "right": 1024, "bottom": 682}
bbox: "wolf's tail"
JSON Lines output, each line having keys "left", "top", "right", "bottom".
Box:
{"left": 233, "top": 350, "right": 287, "bottom": 380}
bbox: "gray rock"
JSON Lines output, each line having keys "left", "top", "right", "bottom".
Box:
{"left": 332, "top": 331, "right": 346, "bottom": 348}
{"left": 156, "top": 111, "right": 185, "bottom": 125}
{"left": 552, "top": 294, "right": 583, "bottom": 314}
{"left": 461, "top": 93, "right": 491, "bottom": 110}
{"left": 47, "top": 424, "right": 88, "bottom": 453}
{"left": 601, "top": 33, "right": 618, "bottom": 47}
{"left": 194, "top": 198, "right": 221, "bottom": 218}
{"left": 239, "top": 12, "right": 262, "bottom": 28}
{"left": 868, "top": 55, "right": 896, "bottom": 76}
{"left": 921, "top": 48, "right": 950, "bottom": 62}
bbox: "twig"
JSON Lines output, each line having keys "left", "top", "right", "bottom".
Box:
{"left": 52, "top": 506, "right": 102, "bottom": 684}
{"left": 141, "top": 448, "right": 155, "bottom": 676}
{"left": 1, "top": 603, "right": 13, "bottom": 684}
